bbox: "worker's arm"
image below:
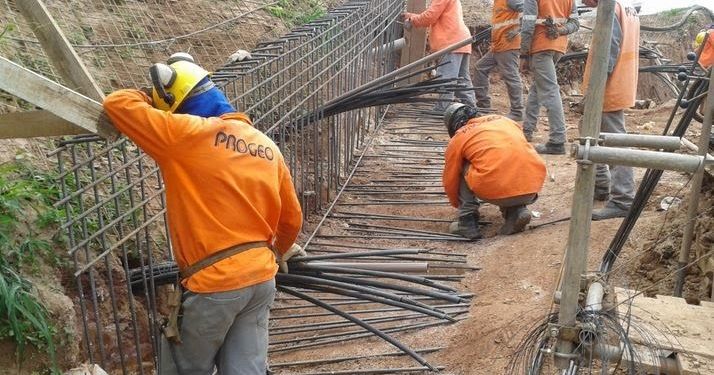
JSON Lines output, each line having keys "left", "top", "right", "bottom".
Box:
{"left": 103, "top": 89, "right": 203, "bottom": 160}
{"left": 520, "top": 0, "right": 538, "bottom": 54}
{"left": 608, "top": 16, "right": 623, "bottom": 74}
{"left": 559, "top": 0, "right": 580, "bottom": 35}
{"left": 442, "top": 137, "right": 466, "bottom": 209}
{"left": 273, "top": 161, "right": 303, "bottom": 255}
{"left": 507, "top": 0, "right": 524, "bottom": 12}
{"left": 405, "top": 0, "right": 450, "bottom": 28}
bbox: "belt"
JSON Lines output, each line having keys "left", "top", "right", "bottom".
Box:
{"left": 492, "top": 19, "right": 521, "bottom": 30}
{"left": 180, "top": 240, "right": 272, "bottom": 280}
{"left": 522, "top": 15, "right": 568, "bottom": 24}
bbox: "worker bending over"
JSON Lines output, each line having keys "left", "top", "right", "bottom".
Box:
{"left": 103, "top": 52, "right": 304, "bottom": 375}
{"left": 581, "top": 0, "right": 640, "bottom": 220}
{"left": 403, "top": 0, "right": 476, "bottom": 111}
{"left": 473, "top": 0, "right": 524, "bottom": 121}
{"left": 442, "top": 103, "right": 546, "bottom": 239}
{"left": 521, "top": 0, "right": 579, "bottom": 154}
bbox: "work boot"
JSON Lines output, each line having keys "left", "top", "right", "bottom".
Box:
{"left": 535, "top": 142, "right": 566, "bottom": 155}
{"left": 594, "top": 187, "right": 609, "bottom": 202}
{"left": 448, "top": 213, "right": 482, "bottom": 240}
{"left": 499, "top": 205, "right": 531, "bottom": 235}
{"left": 592, "top": 204, "right": 630, "bottom": 221}
{"left": 507, "top": 112, "right": 524, "bottom": 122}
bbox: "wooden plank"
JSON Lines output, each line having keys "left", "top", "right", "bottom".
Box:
{"left": 400, "top": 0, "right": 427, "bottom": 84}
{"left": 0, "top": 111, "right": 86, "bottom": 138}
{"left": 0, "top": 56, "right": 116, "bottom": 139}
{"left": 17, "top": 0, "right": 105, "bottom": 101}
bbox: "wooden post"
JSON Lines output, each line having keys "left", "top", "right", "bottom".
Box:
{"left": 400, "top": 0, "right": 428, "bottom": 84}
{"left": 0, "top": 56, "right": 110, "bottom": 137}
{"left": 555, "top": 0, "right": 616, "bottom": 368}
{"left": 17, "top": 0, "right": 105, "bottom": 101}
{"left": 674, "top": 67, "right": 714, "bottom": 296}
{"left": 0, "top": 111, "right": 86, "bottom": 138}
{"left": 8, "top": 0, "right": 119, "bottom": 139}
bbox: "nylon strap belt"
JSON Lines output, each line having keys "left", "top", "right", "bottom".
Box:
{"left": 180, "top": 240, "right": 272, "bottom": 280}
{"left": 492, "top": 19, "right": 521, "bottom": 30}
{"left": 536, "top": 17, "right": 567, "bottom": 24}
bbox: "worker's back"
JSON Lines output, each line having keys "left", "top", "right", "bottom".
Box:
{"left": 103, "top": 90, "right": 303, "bottom": 293}
{"left": 445, "top": 115, "right": 546, "bottom": 200}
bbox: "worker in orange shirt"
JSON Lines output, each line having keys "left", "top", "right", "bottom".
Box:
{"left": 694, "top": 27, "right": 714, "bottom": 69}
{"left": 521, "top": 0, "right": 579, "bottom": 154}
{"left": 473, "top": 0, "right": 524, "bottom": 121}
{"left": 581, "top": 0, "right": 640, "bottom": 220}
{"left": 442, "top": 103, "right": 546, "bottom": 239}
{"left": 403, "top": 0, "right": 476, "bottom": 111}
{"left": 103, "top": 52, "right": 303, "bottom": 375}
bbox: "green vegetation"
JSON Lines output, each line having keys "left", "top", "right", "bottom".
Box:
{"left": 267, "top": 0, "right": 326, "bottom": 27}
{"left": 0, "top": 159, "right": 64, "bottom": 373}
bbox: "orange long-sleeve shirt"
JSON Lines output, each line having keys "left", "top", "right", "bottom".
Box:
{"left": 103, "top": 89, "right": 303, "bottom": 293}
{"left": 406, "top": 0, "right": 472, "bottom": 54}
{"left": 443, "top": 115, "right": 546, "bottom": 205}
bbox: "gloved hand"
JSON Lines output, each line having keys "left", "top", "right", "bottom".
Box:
{"left": 278, "top": 243, "right": 306, "bottom": 273}
{"left": 402, "top": 13, "right": 414, "bottom": 30}
{"left": 506, "top": 27, "right": 520, "bottom": 41}
{"left": 228, "top": 49, "right": 252, "bottom": 64}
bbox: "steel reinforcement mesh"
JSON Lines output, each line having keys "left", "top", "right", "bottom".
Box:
{"left": 45, "top": 0, "right": 403, "bottom": 372}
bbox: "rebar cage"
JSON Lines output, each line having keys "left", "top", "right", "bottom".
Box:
{"left": 44, "top": 0, "right": 404, "bottom": 372}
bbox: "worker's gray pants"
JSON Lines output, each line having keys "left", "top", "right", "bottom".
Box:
{"left": 595, "top": 110, "right": 635, "bottom": 209}
{"left": 159, "top": 279, "right": 275, "bottom": 375}
{"left": 435, "top": 52, "right": 477, "bottom": 111}
{"left": 458, "top": 164, "right": 537, "bottom": 217}
{"left": 473, "top": 50, "right": 524, "bottom": 120}
{"left": 523, "top": 51, "right": 566, "bottom": 144}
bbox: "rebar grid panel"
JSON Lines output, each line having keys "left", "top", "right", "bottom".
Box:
{"left": 47, "top": 1, "right": 404, "bottom": 373}
{"left": 212, "top": 0, "right": 403, "bottom": 213}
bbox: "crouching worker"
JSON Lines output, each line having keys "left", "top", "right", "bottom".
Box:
{"left": 442, "top": 103, "right": 546, "bottom": 239}
{"left": 102, "top": 52, "right": 304, "bottom": 375}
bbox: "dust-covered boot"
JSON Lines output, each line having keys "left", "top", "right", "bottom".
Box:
{"left": 500, "top": 205, "right": 531, "bottom": 235}
{"left": 592, "top": 204, "right": 629, "bottom": 221}
{"left": 448, "top": 213, "right": 482, "bottom": 240}
{"left": 535, "top": 142, "right": 566, "bottom": 155}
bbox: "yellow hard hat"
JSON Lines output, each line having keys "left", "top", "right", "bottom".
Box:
{"left": 150, "top": 60, "right": 209, "bottom": 112}
{"left": 694, "top": 31, "right": 706, "bottom": 49}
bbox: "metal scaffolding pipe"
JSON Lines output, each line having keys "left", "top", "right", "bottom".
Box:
{"left": 597, "top": 132, "right": 683, "bottom": 150}
{"left": 589, "top": 343, "right": 681, "bottom": 374}
{"left": 674, "top": 67, "right": 714, "bottom": 296}
{"left": 556, "top": 0, "right": 616, "bottom": 368}
{"left": 571, "top": 145, "right": 711, "bottom": 173}
{"left": 369, "top": 37, "right": 405, "bottom": 54}
{"left": 584, "top": 281, "right": 605, "bottom": 313}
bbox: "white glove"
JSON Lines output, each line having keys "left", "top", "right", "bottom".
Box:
{"left": 278, "top": 243, "right": 306, "bottom": 273}
{"left": 228, "top": 49, "right": 252, "bottom": 63}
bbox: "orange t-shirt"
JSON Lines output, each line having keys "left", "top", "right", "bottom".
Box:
{"left": 583, "top": 1, "right": 640, "bottom": 112}
{"left": 491, "top": 0, "right": 521, "bottom": 53}
{"left": 408, "top": 0, "right": 472, "bottom": 54}
{"left": 443, "top": 115, "right": 546, "bottom": 204}
{"left": 700, "top": 30, "right": 714, "bottom": 69}
{"left": 103, "top": 90, "right": 303, "bottom": 293}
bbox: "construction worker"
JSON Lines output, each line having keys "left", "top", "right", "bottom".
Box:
{"left": 581, "top": 0, "right": 640, "bottom": 220}
{"left": 442, "top": 103, "right": 546, "bottom": 239}
{"left": 403, "top": 0, "right": 476, "bottom": 111}
{"left": 473, "top": 0, "right": 524, "bottom": 121}
{"left": 694, "top": 27, "right": 714, "bottom": 69}
{"left": 102, "top": 53, "right": 304, "bottom": 375}
{"left": 521, "top": 0, "right": 579, "bottom": 154}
